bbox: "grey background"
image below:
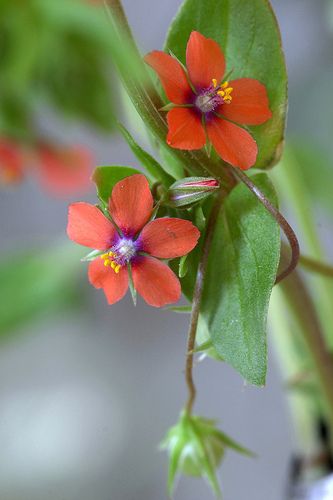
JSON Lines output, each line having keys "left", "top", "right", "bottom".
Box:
{"left": 0, "top": 1, "right": 331, "bottom": 499}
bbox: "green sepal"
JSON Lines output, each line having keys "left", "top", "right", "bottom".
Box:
{"left": 81, "top": 249, "right": 105, "bottom": 262}
{"left": 167, "top": 305, "right": 192, "bottom": 313}
{"left": 161, "top": 412, "right": 252, "bottom": 498}
{"left": 127, "top": 262, "right": 137, "bottom": 306}
{"left": 179, "top": 255, "right": 189, "bottom": 278}
{"left": 167, "top": 177, "right": 220, "bottom": 208}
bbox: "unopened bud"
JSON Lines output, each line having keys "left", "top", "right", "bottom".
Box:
{"left": 161, "top": 412, "right": 252, "bottom": 497}
{"left": 167, "top": 176, "right": 219, "bottom": 208}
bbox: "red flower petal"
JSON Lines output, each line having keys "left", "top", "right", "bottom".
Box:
{"left": 108, "top": 174, "right": 153, "bottom": 237}
{"left": 140, "top": 218, "right": 200, "bottom": 258}
{"left": 144, "top": 51, "right": 192, "bottom": 104}
{"left": 166, "top": 108, "right": 206, "bottom": 150}
{"left": 186, "top": 31, "right": 226, "bottom": 90}
{"left": 67, "top": 202, "right": 116, "bottom": 250}
{"left": 88, "top": 258, "right": 128, "bottom": 305}
{"left": 132, "top": 256, "right": 181, "bottom": 307}
{"left": 218, "top": 78, "right": 272, "bottom": 125}
{"left": 207, "top": 118, "right": 258, "bottom": 170}
{"left": 37, "top": 145, "right": 92, "bottom": 195}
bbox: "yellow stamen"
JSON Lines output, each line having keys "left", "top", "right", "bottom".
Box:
{"left": 212, "top": 78, "right": 218, "bottom": 88}
{"left": 215, "top": 79, "right": 233, "bottom": 103}
{"left": 100, "top": 252, "right": 122, "bottom": 274}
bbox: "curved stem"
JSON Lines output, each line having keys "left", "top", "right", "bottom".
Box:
{"left": 185, "top": 193, "right": 224, "bottom": 414}
{"left": 232, "top": 168, "right": 300, "bottom": 284}
{"left": 300, "top": 255, "right": 333, "bottom": 278}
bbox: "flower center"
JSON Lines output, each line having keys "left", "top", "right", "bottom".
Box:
{"left": 195, "top": 79, "right": 233, "bottom": 114}
{"left": 100, "top": 238, "right": 137, "bottom": 273}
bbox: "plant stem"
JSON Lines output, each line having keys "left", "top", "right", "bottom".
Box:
{"left": 272, "top": 147, "right": 333, "bottom": 350}
{"left": 280, "top": 265, "right": 333, "bottom": 434}
{"left": 185, "top": 193, "right": 224, "bottom": 414}
{"left": 232, "top": 167, "right": 300, "bottom": 284}
{"left": 300, "top": 255, "right": 333, "bottom": 278}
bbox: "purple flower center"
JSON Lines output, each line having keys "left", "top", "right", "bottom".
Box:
{"left": 194, "top": 80, "right": 233, "bottom": 114}
{"left": 195, "top": 89, "right": 223, "bottom": 114}
{"left": 101, "top": 237, "right": 138, "bottom": 273}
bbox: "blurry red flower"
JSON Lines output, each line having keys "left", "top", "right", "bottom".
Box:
{"left": 67, "top": 174, "right": 200, "bottom": 307}
{"left": 37, "top": 144, "right": 92, "bottom": 196}
{"left": 145, "top": 31, "right": 272, "bottom": 170}
{"left": 0, "top": 139, "right": 24, "bottom": 185}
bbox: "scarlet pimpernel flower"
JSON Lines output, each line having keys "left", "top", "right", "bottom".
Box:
{"left": 36, "top": 144, "right": 92, "bottom": 195}
{"left": 145, "top": 31, "right": 272, "bottom": 170}
{"left": 0, "top": 139, "right": 24, "bottom": 185}
{"left": 67, "top": 174, "right": 200, "bottom": 307}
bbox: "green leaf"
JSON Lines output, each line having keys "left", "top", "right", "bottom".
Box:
{"left": 200, "top": 173, "right": 280, "bottom": 385}
{"left": 159, "top": 145, "right": 185, "bottom": 180}
{"left": 92, "top": 165, "right": 142, "bottom": 205}
{"left": 0, "top": 245, "right": 83, "bottom": 337}
{"left": 118, "top": 123, "right": 174, "bottom": 186}
{"left": 165, "top": 0, "right": 287, "bottom": 169}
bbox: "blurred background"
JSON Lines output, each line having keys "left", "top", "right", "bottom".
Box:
{"left": 0, "top": 0, "right": 332, "bottom": 499}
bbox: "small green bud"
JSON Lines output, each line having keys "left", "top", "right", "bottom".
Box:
{"left": 161, "top": 412, "right": 252, "bottom": 498}
{"left": 167, "top": 176, "right": 220, "bottom": 208}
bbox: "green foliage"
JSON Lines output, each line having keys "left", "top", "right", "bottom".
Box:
{"left": 0, "top": 0, "right": 117, "bottom": 140}
{"left": 118, "top": 123, "right": 174, "bottom": 186}
{"left": 92, "top": 165, "right": 142, "bottom": 205}
{"left": 0, "top": 245, "right": 83, "bottom": 336}
{"left": 165, "top": 0, "right": 287, "bottom": 169}
{"left": 199, "top": 174, "right": 280, "bottom": 385}
{"left": 161, "top": 412, "right": 252, "bottom": 497}
{"left": 158, "top": 145, "right": 185, "bottom": 180}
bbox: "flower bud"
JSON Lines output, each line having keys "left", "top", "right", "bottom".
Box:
{"left": 161, "top": 412, "right": 252, "bottom": 497}
{"left": 167, "top": 176, "right": 219, "bottom": 208}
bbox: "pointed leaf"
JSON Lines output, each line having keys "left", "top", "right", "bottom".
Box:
{"left": 200, "top": 174, "right": 280, "bottom": 385}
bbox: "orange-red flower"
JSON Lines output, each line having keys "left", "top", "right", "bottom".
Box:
{"left": 36, "top": 143, "right": 92, "bottom": 196}
{"left": 0, "top": 139, "right": 24, "bottom": 185}
{"left": 67, "top": 174, "right": 200, "bottom": 307}
{"left": 145, "top": 31, "right": 272, "bottom": 170}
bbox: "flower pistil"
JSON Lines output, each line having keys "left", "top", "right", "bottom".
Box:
{"left": 195, "top": 79, "right": 233, "bottom": 114}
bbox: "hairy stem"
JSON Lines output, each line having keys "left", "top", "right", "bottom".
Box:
{"left": 185, "top": 193, "right": 224, "bottom": 414}
{"left": 232, "top": 168, "right": 300, "bottom": 284}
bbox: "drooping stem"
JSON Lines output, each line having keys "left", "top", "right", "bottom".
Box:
{"left": 300, "top": 255, "right": 333, "bottom": 278}
{"left": 232, "top": 167, "right": 300, "bottom": 284}
{"left": 280, "top": 263, "right": 333, "bottom": 434}
{"left": 184, "top": 193, "right": 224, "bottom": 414}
